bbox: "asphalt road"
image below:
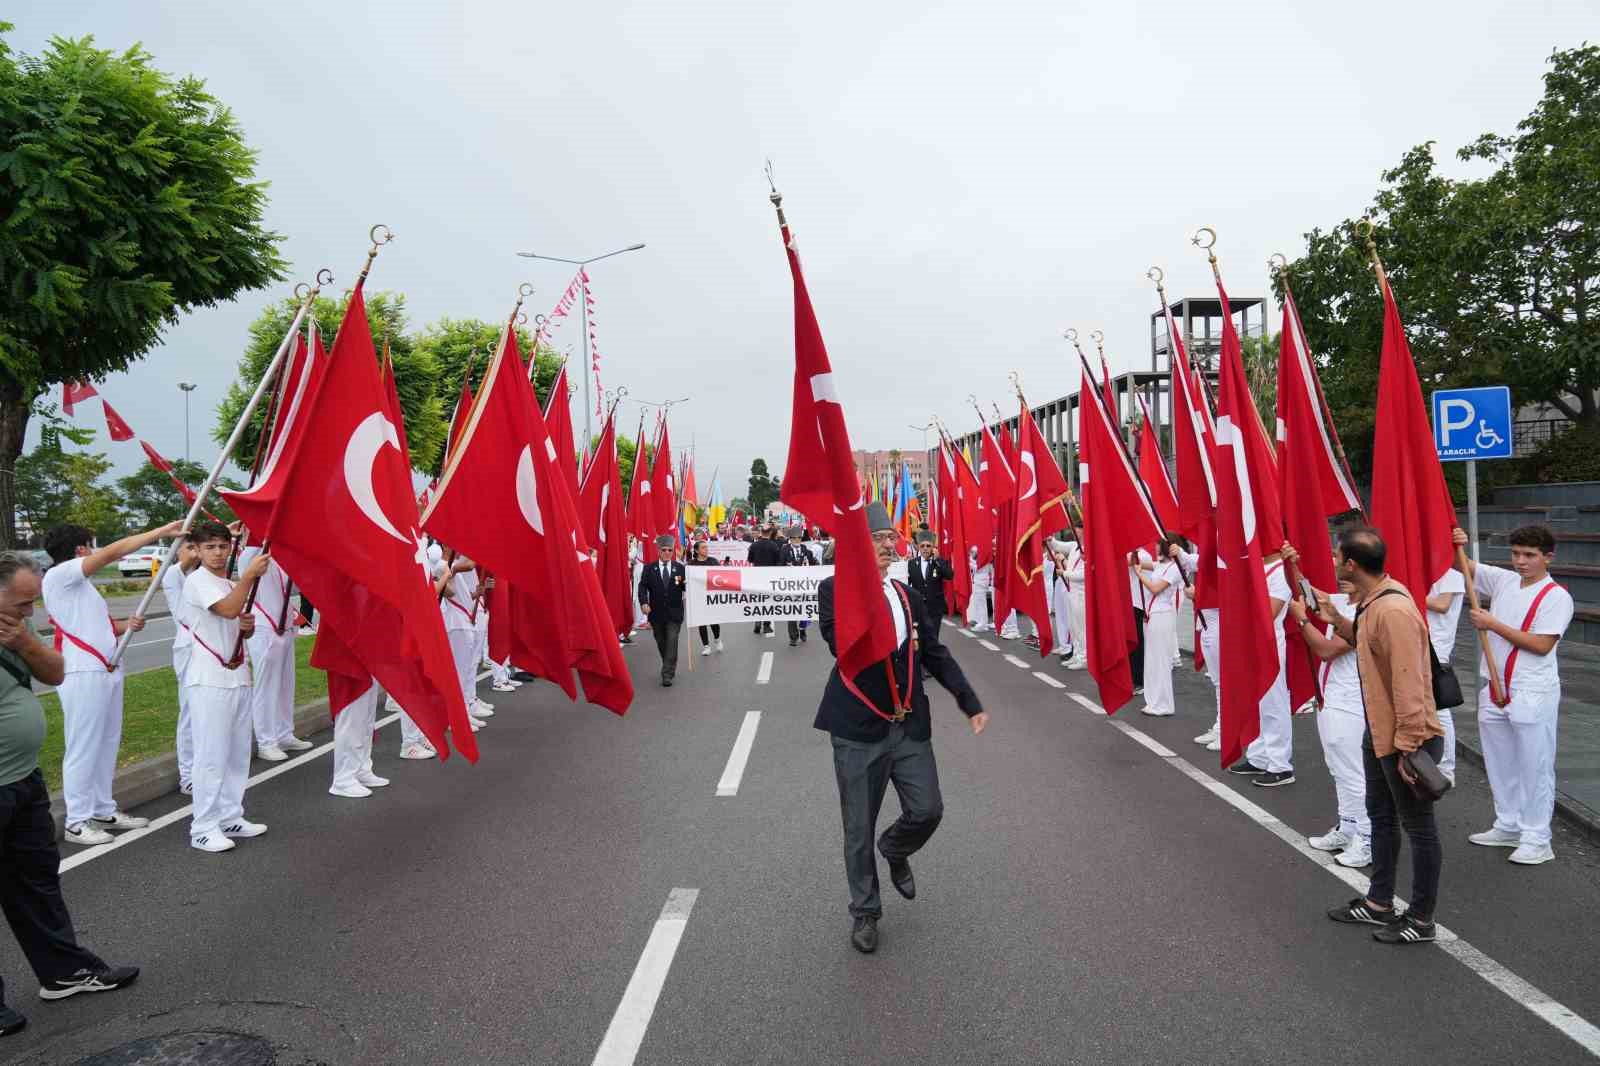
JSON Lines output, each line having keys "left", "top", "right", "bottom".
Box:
{"left": 2, "top": 621, "right": 1598, "bottom": 1064}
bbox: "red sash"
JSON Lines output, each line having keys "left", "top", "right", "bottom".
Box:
{"left": 842, "top": 582, "right": 918, "bottom": 723}
{"left": 50, "top": 613, "right": 117, "bottom": 673}
{"left": 192, "top": 628, "right": 246, "bottom": 670}
{"left": 1493, "top": 581, "right": 1559, "bottom": 708}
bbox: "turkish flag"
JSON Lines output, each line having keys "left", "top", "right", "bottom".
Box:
{"left": 626, "top": 422, "right": 657, "bottom": 563}
{"left": 229, "top": 327, "right": 327, "bottom": 549}
{"left": 1369, "top": 276, "right": 1457, "bottom": 615}
{"left": 651, "top": 421, "right": 678, "bottom": 547}
{"left": 543, "top": 364, "right": 580, "bottom": 500}
{"left": 1079, "top": 372, "right": 1164, "bottom": 713}
{"left": 1164, "top": 310, "right": 1219, "bottom": 613}
{"left": 223, "top": 287, "right": 477, "bottom": 760}
{"left": 1011, "top": 400, "right": 1072, "bottom": 657}
{"left": 101, "top": 399, "right": 134, "bottom": 442}
{"left": 579, "top": 409, "right": 634, "bottom": 636}
{"left": 937, "top": 441, "right": 971, "bottom": 617}
{"left": 1135, "top": 402, "right": 1179, "bottom": 536}
{"left": 1212, "top": 292, "right": 1280, "bottom": 769}
{"left": 62, "top": 380, "right": 97, "bottom": 416}
{"left": 137, "top": 439, "right": 222, "bottom": 520}
{"left": 708, "top": 569, "right": 742, "bottom": 592}
{"left": 978, "top": 421, "right": 1016, "bottom": 620}
{"left": 444, "top": 372, "right": 475, "bottom": 468}
{"left": 774, "top": 210, "right": 896, "bottom": 686}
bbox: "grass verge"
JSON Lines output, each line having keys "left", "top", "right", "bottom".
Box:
{"left": 37, "top": 636, "right": 328, "bottom": 793}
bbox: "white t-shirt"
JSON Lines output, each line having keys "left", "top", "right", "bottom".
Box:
{"left": 1318, "top": 594, "right": 1362, "bottom": 714}
{"left": 884, "top": 579, "right": 909, "bottom": 647}
{"left": 41, "top": 557, "right": 118, "bottom": 675}
{"left": 183, "top": 568, "right": 251, "bottom": 689}
{"left": 1128, "top": 548, "right": 1153, "bottom": 610}
{"left": 240, "top": 548, "right": 294, "bottom": 638}
{"left": 1474, "top": 564, "right": 1574, "bottom": 696}
{"left": 434, "top": 560, "right": 477, "bottom": 634}
{"left": 160, "top": 561, "right": 195, "bottom": 652}
{"left": 1262, "top": 560, "right": 1291, "bottom": 657}
{"left": 1426, "top": 569, "right": 1466, "bottom": 664}
{"left": 1145, "top": 560, "right": 1182, "bottom": 614}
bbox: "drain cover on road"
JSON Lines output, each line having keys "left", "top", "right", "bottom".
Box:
{"left": 74, "top": 1031, "right": 275, "bottom": 1065}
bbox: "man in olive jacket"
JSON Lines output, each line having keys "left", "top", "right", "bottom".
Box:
{"left": 815, "top": 502, "right": 988, "bottom": 954}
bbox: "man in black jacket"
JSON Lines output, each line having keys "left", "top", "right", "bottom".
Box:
{"left": 781, "top": 526, "right": 817, "bottom": 646}
{"left": 747, "top": 525, "right": 782, "bottom": 636}
{"left": 637, "top": 535, "right": 686, "bottom": 686}
{"left": 906, "top": 533, "right": 954, "bottom": 619}
{"left": 816, "top": 502, "right": 988, "bottom": 954}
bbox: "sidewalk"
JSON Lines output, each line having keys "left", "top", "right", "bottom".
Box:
{"left": 1174, "top": 602, "right": 1599, "bottom": 842}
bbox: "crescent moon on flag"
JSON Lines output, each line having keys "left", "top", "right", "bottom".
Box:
{"left": 598, "top": 483, "right": 610, "bottom": 542}
{"left": 342, "top": 412, "right": 409, "bottom": 544}
{"left": 516, "top": 445, "right": 545, "bottom": 535}
{"left": 1019, "top": 451, "right": 1038, "bottom": 501}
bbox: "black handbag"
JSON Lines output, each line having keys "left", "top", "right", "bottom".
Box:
{"left": 1428, "top": 643, "right": 1463, "bottom": 710}
{"left": 1400, "top": 746, "right": 1453, "bottom": 802}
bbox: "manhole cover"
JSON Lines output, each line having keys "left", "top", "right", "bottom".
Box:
{"left": 74, "top": 1030, "right": 274, "bottom": 1065}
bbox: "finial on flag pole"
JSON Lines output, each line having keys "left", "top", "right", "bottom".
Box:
{"left": 1147, "top": 266, "right": 1169, "bottom": 304}
{"left": 1008, "top": 371, "right": 1024, "bottom": 402}
{"left": 1190, "top": 225, "right": 1220, "bottom": 281}
{"left": 358, "top": 224, "right": 395, "bottom": 282}
{"left": 1267, "top": 252, "right": 1288, "bottom": 276}
{"left": 1355, "top": 217, "right": 1393, "bottom": 294}
{"left": 765, "top": 159, "right": 788, "bottom": 227}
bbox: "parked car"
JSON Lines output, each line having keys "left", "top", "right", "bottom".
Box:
{"left": 117, "top": 544, "right": 165, "bottom": 576}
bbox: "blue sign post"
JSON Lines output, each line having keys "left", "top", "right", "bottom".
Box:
{"left": 1432, "top": 385, "right": 1513, "bottom": 563}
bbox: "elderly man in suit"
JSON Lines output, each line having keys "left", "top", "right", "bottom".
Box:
{"left": 815, "top": 502, "right": 989, "bottom": 954}
{"left": 906, "top": 532, "right": 954, "bottom": 619}
{"left": 637, "top": 535, "right": 686, "bottom": 687}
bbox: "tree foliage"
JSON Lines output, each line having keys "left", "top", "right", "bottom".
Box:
{"left": 0, "top": 24, "right": 283, "bottom": 544}
{"left": 1284, "top": 44, "right": 1600, "bottom": 484}
{"left": 117, "top": 456, "right": 237, "bottom": 529}
{"left": 13, "top": 439, "right": 123, "bottom": 543}
{"left": 748, "top": 457, "right": 778, "bottom": 515}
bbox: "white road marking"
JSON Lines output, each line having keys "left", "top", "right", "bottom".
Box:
{"left": 61, "top": 669, "right": 495, "bottom": 875}
{"left": 1068, "top": 692, "right": 1106, "bottom": 715}
{"left": 959, "top": 629, "right": 976, "bottom": 638}
{"left": 591, "top": 888, "right": 699, "bottom": 1066}
{"left": 715, "top": 712, "right": 762, "bottom": 797}
{"left": 1003, "top": 654, "right": 1030, "bottom": 669}
{"left": 978, "top": 640, "right": 1000, "bottom": 651}
{"left": 1032, "top": 671, "right": 1066, "bottom": 689}
{"left": 756, "top": 651, "right": 774, "bottom": 684}
{"left": 1107, "top": 718, "right": 1178, "bottom": 758}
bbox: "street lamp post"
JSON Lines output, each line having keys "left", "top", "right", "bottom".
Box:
{"left": 178, "top": 382, "right": 198, "bottom": 463}
{"left": 516, "top": 243, "right": 646, "bottom": 445}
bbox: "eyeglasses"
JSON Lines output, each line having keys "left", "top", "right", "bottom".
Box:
{"left": 870, "top": 531, "right": 899, "bottom": 544}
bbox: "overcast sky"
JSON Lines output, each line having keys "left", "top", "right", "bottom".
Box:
{"left": 12, "top": 1, "right": 1592, "bottom": 495}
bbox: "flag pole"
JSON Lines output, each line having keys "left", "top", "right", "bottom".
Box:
{"left": 108, "top": 271, "right": 331, "bottom": 667}
{"left": 1358, "top": 219, "right": 1504, "bottom": 705}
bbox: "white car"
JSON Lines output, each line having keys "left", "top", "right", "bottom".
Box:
{"left": 117, "top": 545, "right": 164, "bottom": 576}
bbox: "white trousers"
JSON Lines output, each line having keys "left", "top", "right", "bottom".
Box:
{"left": 1437, "top": 709, "right": 1456, "bottom": 782}
{"left": 1050, "top": 583, "right": 1073, "bottom": 653}
{"left": 1067, "top": 588, "right": 1087, "bottom": 661}
{"left": 173, "top": 645, "right": 194, "bottom": 787}
{"left": 332, "top": 683, "right": 380, "bottom": 791}
{"left": 398, "top": 709, "right": 426, "bottom": 748}
{"left": 967, "top": 580, "right": 992, "bottom": 629}
{"left": 632, "top": 563, "right": 647, "bottom": 626}
{"left": 999, "top": 610, "right": 1020, "bottom": 639}
{"left": 1199, "top": 608, "right": 1220, "bottom": 731}
{"left": 491, "top": 658, "right": 512, "bottom": 685}
{"left": 1245, "top": 641, "right": 1292, "bottom": 772}
{"left": 58, "top": 670, "right": 125, "bottom": 827}
{"left": 1317, "top": 706, "right": 1370, "bottom": 839}
{"left": 472, "top": 621, "right": 488, "bottom": 669}
{"left": 246, "top": 627, "right": 296, "bottom": 748}
{"left": 1142, "top": 611, "right": 1177, "bottom": 714}
{"left": 1478, "top": 688, "right": 1560, "bottom": 846}
{"left": 449, "top": 628, "right": 477, "bottom": 711}
{"left": 188, "top": 685, "right": 251, "bottom": 840}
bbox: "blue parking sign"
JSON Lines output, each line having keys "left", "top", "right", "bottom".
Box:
{"left": 1432, "top": 386, "right": 1513, "bottom": 462}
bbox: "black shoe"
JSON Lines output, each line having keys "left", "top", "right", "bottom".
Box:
{"left": 662, "top": 677, "right": 673, "bottom": 687}
{"left": 789, "top": 640, "right": 798, "bottom": 647}
{"left": 1227, "top": 761, "right": 1266, "bottom": 776}
{"left": 850, "top": 916, "right": 879, "bottom": 954}
{"left": 39, "top": 964, "right": 139, "bottom": 1001}
{"left": 1373, "top": 914, "right": 1436, "bottom": 944}
{"left": 1252, "top": 770, "right": 1296, "bottom": 788}
{"left": 1328, "top": 897, "right": 1400, "bottom": 927}
{"left": 619, "top": 636, "right": 634, "bottom": 646}
{"left": 513, "top": 670, "right": 537, "bottom": 681}
{"left": 0, "top": 1004, "right": 25, "bottom": 1037}
{"left": 886, "top": 857, "right": 916, "bottom": 900}
{"left": 800, "top": 632, "right": 807, "bottom": 643}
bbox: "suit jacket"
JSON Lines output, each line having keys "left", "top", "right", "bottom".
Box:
{"left": 814, "top": 575, "right": 982, "bottom": 743}
{"left": 637, "top": 560, "right": 687, "bottom": 625}
{"left": 747, "top": 538, "right": 782, "bottom": 567}
{"left": 780, "top": 541, "right": 817, "bottom": 566}
{"left": 906, "top": 554, "right": 954, "bottom": 616}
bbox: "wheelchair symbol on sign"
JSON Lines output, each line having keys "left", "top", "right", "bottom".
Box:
{"left": 1475, "top": 421, "right": 1505, "bottom": 450}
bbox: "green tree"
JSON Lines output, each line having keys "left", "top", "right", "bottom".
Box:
{"left": 412, "top": 317, "right": 562, "bottom": 472}
{"left": 1283, "top": 44, "right": 1600, "bottom": 484}
{"left": 117, "top": 456, "right": 237, "bottom": 529}
{"left": 594, "top": 430, "right": 654, "bottom": 496}
{"left": 748, "top": 458, "right": 778, "bottom": 514}
{"left": 1238, "top": 333, "right": 1280, "bottom": 432}
{"left": 13, "top": 439, "right": 124, "bottom": 543}
{"left": 0, "top": 26, "right": 284, "bottom": 545}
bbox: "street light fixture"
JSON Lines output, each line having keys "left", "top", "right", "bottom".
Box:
{"left": 516, "top": 243, "right": 647, "bottom": 444}
{"left": 178, "top": 382, "right": 198, "bottom": 464}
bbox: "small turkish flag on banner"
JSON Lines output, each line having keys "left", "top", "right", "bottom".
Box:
{"left": 708, "top": 569, "right": 743, "bottom": 592}
{"left": 1011, "top": 399, "right": 1072, "bottom": 657}
{"left": 223, "top": 288, "right": 477, "bottom": 758}
{"left": 62, "top": 380, "right": 97, "bottom": 416}
{"left": 100, "top": 399, "right": 135, "bottom": 442}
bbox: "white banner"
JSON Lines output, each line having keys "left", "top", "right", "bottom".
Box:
{"left": 684, "top": 561, "right": 907, "bottom": 625}
{"left": 694, "top": 539, "right": 825, "bottom": 564}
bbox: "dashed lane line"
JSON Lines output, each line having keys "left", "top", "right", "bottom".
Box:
{"left": 1068, "top": 692, "right": 1107, "bottom": 715}
{"left": 1032, "top": 671, "right": 1066, "bottom": 689}
{"left": 978, "top": 640, "right": 1000, "bottom": 652}
{"left": 1002, "top": 654, "right": 1030, "bottom": 670}
{"left": 590, "top": 888, "right": 700, "bottom": 1066}
{"left": 715, "top": 712, "right": 762, "bottom": 797}
{"left": 756, "top": 651, "right": 774, "bottom": 684}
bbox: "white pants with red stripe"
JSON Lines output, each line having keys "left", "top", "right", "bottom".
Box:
{"left": 331, "top": 683, "right": 380, "bottom": 791}
{"left": 58, "top": 670, "right": 126, "bottom": 827}
{"left": 1050, "top": 584, "right": 1073, "bottom": 655}
{"left": 967, "top": 578, "right": 992, "bottom": 630}
{"left": 1245, "top": 641, "right": 1292, "bottom": 772}
{"left": 173, "top": 645, "right": 194, "bottom": 788}
{"left": 246, "top": 626, "right": 296, "bottom": 749}
{"left": 1317, "top": 704, "right": 1369, "bottom": 840}
{"left": 1478, "top": 687, "right": 1560, "bottom": 847}
{"left": 1141, "top": 610, "right": 1177, "bottom": 714}
{"left": 1437, "top": 708, "right": 1456, "bottom": 782}
{"left": 188, "top": 685, "right": 252, "bottom": 842}
{"left": 1199, "top": 608, "right": 1220, "bottom": 732}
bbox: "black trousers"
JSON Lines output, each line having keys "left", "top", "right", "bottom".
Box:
{"left": 697, "top": 624, "right": 721, "bottom": 647}
{"left": 753, "top": 620, "right": 773, "bottom": 635}
{"left": 1364, "top": 733, "right": 1445, "bottom": 920}
{"left": 830, "top": 725, "right": 945, "bottom": 919}
{"left": 1129, "top": 608, "right": 1147, "bottom": 686}
{"left": 652, "top": 621, "right": 681, "bottom": 681}
{"left": 1, "top": 770, "right": 105, "bottom": 1003}
{"left": 787, "top": 620, "right": 809, "bottom": 642}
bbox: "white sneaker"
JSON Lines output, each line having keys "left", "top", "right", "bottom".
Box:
{"left": 1308, "top": 827, "right": 1351, "bottom": 852}
{"left": 1205, "top": 738, "right": 1221, "bottom": 752}
{"left": 222, "top": 819, "right": 267, "bottom": 838}
{"left": 473, "top": 699, "right": 495, "bottom": 715}
{"left": 1336, "top": 841, "right": 1373, "bottom": 868}
{"left": 256, "top": 745, "right": 288, "bottom": 763}
{"left": 1001, "top": 632, "right": 1020, "bottom": 641}
{"left": 179, "top": 781, "right": 193, "bottom": 796}
{"left": 280, "top": 737, "right": 313, "bottom": 752}
{"left": 1193, "top": 728, "right": 1218, "bottom": 745}
{"left": 91, "top": 812, "right": 149, "bottom": 830}
{"left": 701, "top": 647, "right": 712, "bottom": 657}
{"left": 329, "top": 783, "right": 372, "bottom": 799}
{"left": 491, "top": 681, "right": 516, "bottom": 692}
{"left": 1508, "top": 843, "right": 1555, "bottom": 865}
{"left": 715, "top": 639, "right": 724, "bottom": 652}
{"left": 1131, "top": 686, "right": 1144, "bottom": 696}
{"left": 191, "top": 834, "right": 235, "bottom": 853}
{"left": 1468, "top": 827, "right": 1522, "bottom": 848}
{"left": 507, "top": 678, "right": 525, "bottom": 687}
{"left": 1066, "top": 660, "right": 1086, "bottom": 671}
{"left": 1139, "top": 705, "right": 1174, "bottom": 717}
{"left": 64, "top": 823, "right": 114, "bottom": 846}
{"left": 468, "top": 717, "right": 484, "bottom": 732}
{"left": 399, "top": 743, "right": 435, "bottom": 760}
{"left": 356, "top": 771, "right": 390, "bottom": 788}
